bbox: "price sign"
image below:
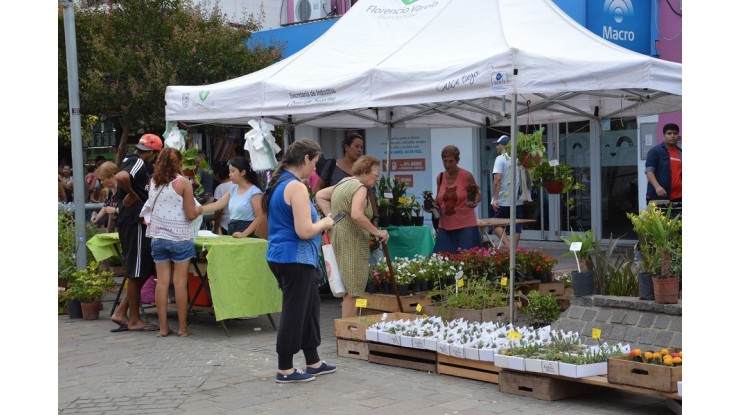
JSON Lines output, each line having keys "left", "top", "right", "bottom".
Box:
{"left": 592, "top": 328, "right": 602, "bottom": 339}
{"left": 507, "top": 330, "right": 522, "bottom": 340}
{"left": 457, "top": 279, "right": 464, "bottom": 288}
{"left": 570, "top": 242, "right": 583, "bottom": 252}
{"left": 398, "top": 197, "right": 410, "bottom": 204}
{"left": 383, "top": 192, "right": 393, "bottom": 199}
{"left": 355, "top": 298, "right": 367, "bottom": 308}
{"left": 416, "top": 304, "right": 423, "bottom": 312}
{"left": 501, "top": 277, "right": 508, "bottom": 286}
{"left": 548, "top": 159, "right": 560, "bottom": 167}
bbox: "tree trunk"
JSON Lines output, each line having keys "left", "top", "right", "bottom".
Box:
{"left": 115, "top": 124, "right": 130, "bottom": 167}
{"left": 660, "top": 248, "right": 671, "bottom": 277}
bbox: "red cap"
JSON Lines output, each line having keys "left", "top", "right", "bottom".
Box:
{"left": 136, "top": 134, "right": 163, "bottom": 151}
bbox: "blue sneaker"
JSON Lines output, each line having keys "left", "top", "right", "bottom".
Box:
{"left": 305, "top": 361, "right": 337, "bottom": 376}
{"left": 275, "top": 369, "right": 315, "bottom": 383}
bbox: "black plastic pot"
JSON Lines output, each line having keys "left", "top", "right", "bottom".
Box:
{"left": 571, "top": 270, "right": 594, "bottom": 296}
{"left": 638, "top": 272, "right": 655, "bottom": 300}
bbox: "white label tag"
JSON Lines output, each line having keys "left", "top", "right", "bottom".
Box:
{"left": 570, "top": 242, "right": 582, "bottom": 252}
{"left": 384, "top": 192, "right": 393, "bottom": 199}
{"left": 548, "top": 159, "right": 559, "bottom": 167}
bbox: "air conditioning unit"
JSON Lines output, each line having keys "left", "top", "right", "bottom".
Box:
{"left": 289, "top": 0, "right": 331, "bottom": 23}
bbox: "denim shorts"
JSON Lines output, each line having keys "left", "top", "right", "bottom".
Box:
{"left": 151, "top": 238, "right": 196, "bottom": 264}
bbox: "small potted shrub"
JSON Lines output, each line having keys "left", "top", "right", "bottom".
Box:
{"left": 560, "top": 229, "right": 597, "bottom": 296}
{"left": 65, "top": 261, "right": 116, "bottom": 320}
{"left": 522, "top": 290, "right": 560, "bottom": 327}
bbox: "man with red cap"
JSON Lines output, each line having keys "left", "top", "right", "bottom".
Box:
{"left": 110, "top": 134, "right": 162, "bottom": 332}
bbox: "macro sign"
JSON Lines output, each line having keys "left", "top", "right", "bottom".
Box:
{"left": 586, "top": 0, "right": 653, "bottom": 55}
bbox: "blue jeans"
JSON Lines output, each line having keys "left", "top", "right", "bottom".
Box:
{"left": 151, "top": 238, "right": 195, "bottom": 264}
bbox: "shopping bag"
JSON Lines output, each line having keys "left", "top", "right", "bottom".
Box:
{"left": 321, "top": 243, "right": 346, "bottom": 298}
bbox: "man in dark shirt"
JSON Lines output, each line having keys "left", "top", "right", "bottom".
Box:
{"left": 110, "top": 134, "right": 162, "bottom": 332}
{"left": 645, "top": 123, "right": 682, "bottom": 204}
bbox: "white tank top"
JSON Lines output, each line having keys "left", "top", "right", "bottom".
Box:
{"left": 146, "top": 176, "right": 194, "bottom": 241}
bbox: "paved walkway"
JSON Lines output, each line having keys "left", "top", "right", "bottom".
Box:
{"left": 58, "top": 241, "right": 679, "bottom": 414}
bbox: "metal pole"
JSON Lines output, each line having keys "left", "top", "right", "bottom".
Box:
{"left": 386, "top": 108, "right": 392, "bottom": 176}
{"left": 62, "top": 0, "right": 88, "bottom": 271}
{"left": 509, "top": 95, "right": 518, "bottom": 324}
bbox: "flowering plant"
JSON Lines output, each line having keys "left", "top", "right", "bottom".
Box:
{"left": 466, "top": 184, "right": 479, "bottom": 203}
{"left": 629, "top": 348, "right": 682, "bottom": 366}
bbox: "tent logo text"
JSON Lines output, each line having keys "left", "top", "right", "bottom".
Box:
{"left": 603, "top": 0, "right": 634, "bottom": 24}
{"left": 436, "top": 71, "right": 479, "bottom": 93}
{"left": 602, "top": 0, "right": 635, "bottom": 41}
{"left": 490, "top": 71, "right": 509, "bottom": 92}
{"left": 182, "top": 93, "right": 189, "bottom": 109}
{"left": 199, "top": 90, "right": 210, "bottom": 102}
{"left": 366, "top": 0, "right": 438, "bottom": 15}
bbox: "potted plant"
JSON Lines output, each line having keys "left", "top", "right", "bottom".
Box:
{"left": 627, "top": 203, "right": 682, "bottom": 304}
{"left": 521, "top": 290, "right": 561, "bottom": 327}
{"left": 378, "top": 198, "right": 392, "bottom": 227}
{"left": 409, "top": 195, "right": 425, "bottom": 226}
{"left": 530, "top": 159, "right": 585, "bottom": 210}
{"left": 560, "top": 229, "right": 597, "bottom": 296}
{"left": 181, "top": 145, "right": 212, "bottom": 195}
{"left": 64, "top": 261, "right": 116, "bottom": 320}
{"left": 507, "top": 128, "right": 546, "bottom": 168}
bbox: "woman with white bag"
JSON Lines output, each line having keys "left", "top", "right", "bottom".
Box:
{"left": 316, "top": 156, "right": 389, "bottom": 318}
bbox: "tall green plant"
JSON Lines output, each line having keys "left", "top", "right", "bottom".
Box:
{"left": 560, "top": 228, "right": 597, "bottom": 272}
{"left": 627, "top": 203, "right": 682, "bottom": 277}
{"left": 58, "top": 204, "right": 100, "bottom": 284}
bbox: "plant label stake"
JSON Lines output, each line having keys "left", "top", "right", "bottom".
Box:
{"left": 549, "top": 159, "right": 559, "bottom": 177}
{"left": 570, "top": 241, "right": 582, "bottom": 273}
{"left": 454, "top": 270, "right": 463, "bottom": 294}
{"left": 355, "top": 298, "right": 367, "bottom": 317}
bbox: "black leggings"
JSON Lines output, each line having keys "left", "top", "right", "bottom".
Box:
{"left": 268, "top": 262, "right": 322, "bottom": 370}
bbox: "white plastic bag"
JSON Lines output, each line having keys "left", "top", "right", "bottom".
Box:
{"left": 163, "top": 122, "right": 186, "bottom": 152}
{"left": 244, "top": 118, "right": 281, "bottom": 171}
{"left": 321, "top": 243, "right": 346, "bottom": 298}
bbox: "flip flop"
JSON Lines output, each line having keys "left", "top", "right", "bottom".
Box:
{"left": 110, "top": 324, "right": 129, "bottom": 333}
{"left": 135, "top": 323, "right": 160, "bottom": 332}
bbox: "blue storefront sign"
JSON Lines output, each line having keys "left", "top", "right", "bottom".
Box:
{"left": 586, "top": 0, "right": 654, "bottom": 55}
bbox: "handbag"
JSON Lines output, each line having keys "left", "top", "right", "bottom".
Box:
{"left": 321, "top": 233, "right": 346, "bottom": 297}
{"left": 139, "top": 182, "right": 164, "bottom": 225}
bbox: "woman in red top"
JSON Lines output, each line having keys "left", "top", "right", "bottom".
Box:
{"left": 432, "top": 145, "right": 482, "bottom": 254}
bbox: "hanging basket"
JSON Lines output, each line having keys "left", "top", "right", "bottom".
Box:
{"left": 545, "top": 180, "right": 565, "bottom": 194}
{"left": 519, "top": 152, "right": 534, "bottom": 168}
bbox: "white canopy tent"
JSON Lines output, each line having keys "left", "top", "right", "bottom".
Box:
{"left": 165, "top": 0, "right": 682, "bottom": 321}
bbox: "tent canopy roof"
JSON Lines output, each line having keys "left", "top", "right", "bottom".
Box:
{"left": 165, "top": 0, "right": 681, "bottom": 129}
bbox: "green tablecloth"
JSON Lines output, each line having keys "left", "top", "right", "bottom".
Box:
{"left": 381, "top": 225, "right": 435, "bottom": 260}
{"left": 86, "top": 233, "right": 282, "bottom": 321}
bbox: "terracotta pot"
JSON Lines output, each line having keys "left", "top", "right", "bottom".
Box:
{"left": 652, "top": 276, "right": 680, "bottom": 304}
{"left": 519, "top": 152, "right": 534, "bottom": 168}
{"left": 545, "top": 180, "right": 565, "bottom": 194}
{"left": 81, "top": 302, "right": 101, "bottom": 320}
{"left": 182, "top": 169, "right": 196, "bottom": 177}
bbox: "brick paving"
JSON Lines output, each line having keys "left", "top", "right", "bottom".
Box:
{"left": 58, "top": 241, "right": 680, "bottom": 414}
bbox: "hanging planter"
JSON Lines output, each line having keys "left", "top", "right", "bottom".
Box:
{"left": 519, "top": 151, "right": 535, "bottom": 168}
{"left": 544, "top": 180, "right": 565, "bottom": 194}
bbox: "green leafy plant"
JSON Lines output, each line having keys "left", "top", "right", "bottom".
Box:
{"left": 64, "top": 261, "right": 116, "bottom": 303}
{"left": 560, "top": 228, "right": 597, "bottom": 272}
{"left": 58, "top": 203, "right": 99, "bottom": 285}
{"left": 507, "top": 128, "right": 546, "bottom": 160}
{"left": 529, "top": 159, "right": 584, "bottom": 210}
{"left": 627, "top": 203, "right": 682, "bottom": 278}
{"left": 522, "top": 291, "right": 560, "bottom": 326}
{"left": 430, "top": 278, "right": 510, "bottom": 310}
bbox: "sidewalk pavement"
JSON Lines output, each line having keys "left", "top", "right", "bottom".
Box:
{"left": 58, "top": 241, "right": 676, "bottom": 415}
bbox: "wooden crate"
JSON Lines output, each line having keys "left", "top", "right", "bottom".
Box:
{"left": 538, "top": 282, "right": 565, "bottom": 296}
{"left": 498, "top": 370, "right": 604, "bottom": 401}
{"left": 334, "top": 312, "right": 420, "bottom": 341}
{"left": 337, "top": 338, "right": 369, "bottom": 361}
{"left": 607, "top": 351, "right": 682, "bottom": 393}
{"left": 362, "top": 292, "right": 432, "bottom": 313}
{"left": 437, "top": 354, "right": 502, "bottom": 384}
{"left": 368, "top": 342, "right": 437, "bottom": 373}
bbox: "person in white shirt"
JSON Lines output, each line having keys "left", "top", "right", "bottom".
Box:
{"left": 211, "top": 161, "right": 236, "bottom": 235}
{"left": 491, "top": 135, "right": 524, "bottom": 249}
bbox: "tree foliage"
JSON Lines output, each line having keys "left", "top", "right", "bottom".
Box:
{"left": 58, "top": 0, "right": 284, "bottom": 158}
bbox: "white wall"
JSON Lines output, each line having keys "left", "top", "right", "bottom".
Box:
{"left": 194, "top": 0, "right": 282, "bottom": 28}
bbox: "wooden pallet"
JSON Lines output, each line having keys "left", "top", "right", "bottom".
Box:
{"left": 498, "top": 370, "right": 604, "bottom": 401}
{"left": 367, "top": 342, "right": 437, "bottom": 373}
{"left": 362, "top": 292, "right": 432, "bottom": 313}
{"left": 437, "top": 354, "right": 502, "bottom": 384}
{"left": 337, "top": 338, "right": 369, "bottom": 361}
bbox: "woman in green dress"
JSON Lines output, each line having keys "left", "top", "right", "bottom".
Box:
{"left": 316, "top": 156, "right": 389, "bottom": 318}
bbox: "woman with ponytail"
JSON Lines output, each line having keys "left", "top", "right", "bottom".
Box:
{"left": 262, "top": 138, "right": 337, "bottom": 384}
{"left": 200, "top": 156, "right": 264, "bottom": 237}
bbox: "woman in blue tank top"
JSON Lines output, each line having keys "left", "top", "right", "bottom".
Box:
{"left": 261, "top": 138, "right": 337, "bottom": 384}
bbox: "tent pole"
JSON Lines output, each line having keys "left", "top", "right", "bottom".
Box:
{"left": 509, "top": 95, "right": 518, "bottom": 325}
{"left": 386, "top": 108, "right": 392, "bottom": 176}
